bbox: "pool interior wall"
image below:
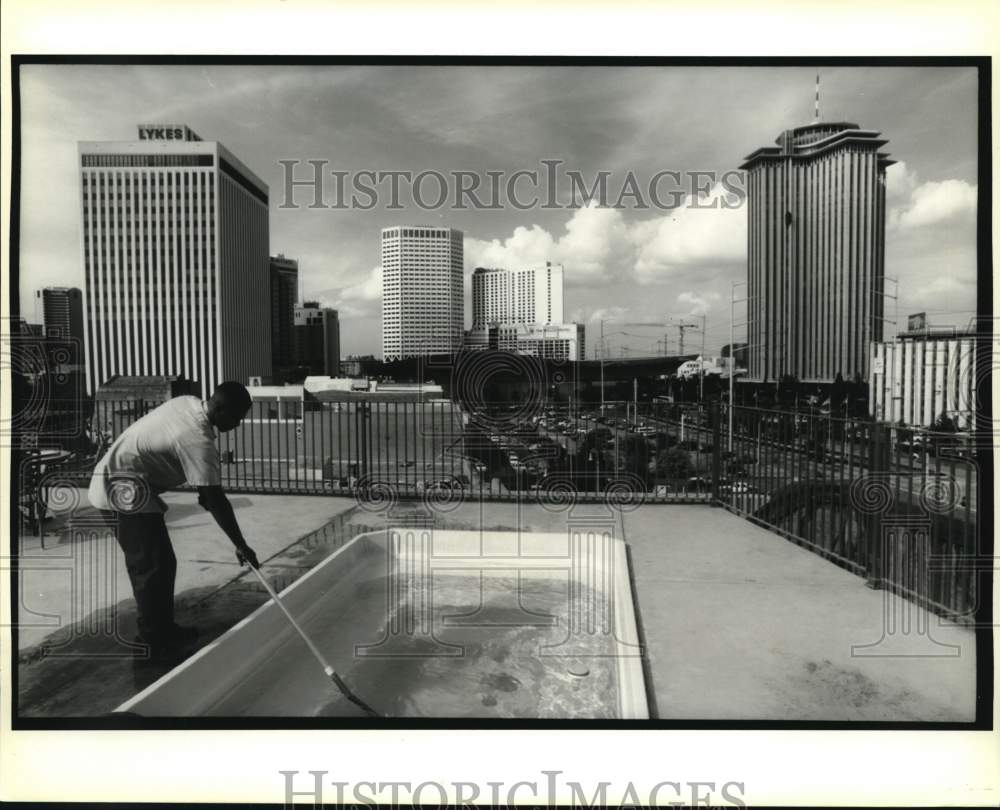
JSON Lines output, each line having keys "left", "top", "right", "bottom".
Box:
{"left": 115, "top": 529, "right": 648, "bottom": 719}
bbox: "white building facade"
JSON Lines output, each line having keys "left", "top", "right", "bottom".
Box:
{"left": 467, "top": 261, "right": 583, "bottom": 360}
{"left": 491, "top": 322, "right": 585, "bottom": 361}
{"left": 869, "top": 333, "right": 977, "bottom": 429}
{"left": 471, "top": 262, "right": 564, "bottom": 327}
{"left": 381, "top": 226, "right": 464, "bottom": 360}
{"left": 79, "top": 124, "right": 271, "bottom": 397}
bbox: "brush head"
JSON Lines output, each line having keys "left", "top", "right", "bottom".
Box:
{"left": 326, "top": 671, "right": 383, "bottom": 717}
{"left": 314, "top": 691, "right": 383, "bottom": 718}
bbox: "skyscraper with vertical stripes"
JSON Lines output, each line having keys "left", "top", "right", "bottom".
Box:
{"left": 740, "top": 121, "right": 894, "bottom": 384}
{"left": 78, "top": 124, "right": 271, "bottom": 397}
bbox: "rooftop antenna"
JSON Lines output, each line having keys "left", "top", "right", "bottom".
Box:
{"left": 815, "top": 73, "right": 821, "bottom": 120}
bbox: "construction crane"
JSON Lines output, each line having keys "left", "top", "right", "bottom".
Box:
{"left": 673, "top": 321, "right": 699, "bottom": 356}
{"left": 598, "top": 319, "right": 683, "bottom": 412}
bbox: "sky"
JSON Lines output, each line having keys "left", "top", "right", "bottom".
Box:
{"left": 16, "top": 63, "right": 980, "bottom": 358}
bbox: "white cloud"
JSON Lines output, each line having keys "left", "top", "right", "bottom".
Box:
{"left": 340, "top": 265, "right": 383, "bottom": 302}
{"left": 886, "top": 161, "right": 976, "bottom": 231}
{"left": 465, "top": 224, "right": 556, "bottom": 270}
{"left": 465, "top": 187, "right": 745, "bottom": 292}
{"left": 633, "top": 183, "right": 746, "bottom": 284}
{"left": 882, "top": 165, "right": 978, "bottom": 330}
{"left": 464, "top": 204, "right": 632, "bottom": 285}
{"left": 676, "top": 291, "right": 721, "bottom": 316}
{"left": 311, "top": 265, "right": 382, "bottom": 318}
{"left": 555, "top": 204, "right": 635, "bottom": 283}
{"left": 885, "top": 160, "right": 919, "bottom": 207}
{"left": 587, "top": 306, "right": 630, "bottom": 324}
{"left": 890, "top": 178, "right": 977, "bottom": 230}
{"left": 912, "top": 275, "right": 971, "bottom": 299}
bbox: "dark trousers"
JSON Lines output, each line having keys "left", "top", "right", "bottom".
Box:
{"left": 111, "top": 511, "right": 177, "bottom": 643}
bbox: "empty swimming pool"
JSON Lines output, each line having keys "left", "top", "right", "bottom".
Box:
{"left": 115, "top": 528, "right": 648, "bottom": 719}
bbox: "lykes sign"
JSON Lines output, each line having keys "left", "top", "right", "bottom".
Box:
{"left": 137, "top": 124, "right": 201, "bottom": 142}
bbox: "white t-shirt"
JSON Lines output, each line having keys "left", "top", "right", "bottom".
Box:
{"left": 88, "top": 396, "right": 222, "bottom": 513}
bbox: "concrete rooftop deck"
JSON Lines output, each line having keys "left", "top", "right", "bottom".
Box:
{"left": 15, "top": 494, "right": 976, "bottom": 720}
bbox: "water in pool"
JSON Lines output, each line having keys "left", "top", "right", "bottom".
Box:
{"left": 205, "top": 571, "right": 621, "bottom": 718}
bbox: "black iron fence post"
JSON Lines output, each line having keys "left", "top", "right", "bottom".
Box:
{"left": 360, "top": 401, "right": 370, "bottom": 483}
{"left": 710, "top": 402, "right": 722, "bottom": 502}
{"left": 865, "top": 421, "right": 891, "bottom": 589}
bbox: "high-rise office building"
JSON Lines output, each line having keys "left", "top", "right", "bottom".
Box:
{"left": 79, "top": 124, "right": 271, "bottom": 397}
{"left": 471, "top": 262, "right": 564, "bottom": 327}
{"left": 35, "top": 287, "right": 85, "bottom": 364}
{"left": 468, "top": 261, "right": 585, "bottom": 360}
{"left": 381, "top": 226, "right": 463, "bottom": 360}
{"left": 294, "top": 302, "right": 340, "bottom": 376}
{"left": 740, "top": 120, "right": 893, "bottom": 384}
{"left": 270, "top": 254, "right": 299, "bottom": 377}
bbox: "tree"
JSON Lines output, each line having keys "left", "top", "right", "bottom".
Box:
{"left": 564, "top": 427, "right": 615, "bottom": 487}
{"left": 615, "top": 434, "right": 651, "bottom": 483}
{"left": 656, "top": 446, "right": 695, "bottom": 481}
{"left": 928, "top": 412, "right": 959, "bottom": 457}
{"left": 930, "top": 412, "right": 958, "bottom": 433}
{"left": 578, "top": 427, "right": 613, "bottom": 457}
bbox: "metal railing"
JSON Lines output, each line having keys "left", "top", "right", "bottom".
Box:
{"left": 18, "top": 396, "right": 983, "bottom": 622}
{"left": 19, "top": 397, "right": 716, "bottom": 501}
{"left": 718, "top": 404, "right": 981, "bottom": 622}
{"left": 211, "top": 397, "right": 717, "bottom": 504}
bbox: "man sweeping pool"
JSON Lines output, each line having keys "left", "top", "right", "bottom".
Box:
{"left": 88, "top": 381, "right": 261, "bottom": 658}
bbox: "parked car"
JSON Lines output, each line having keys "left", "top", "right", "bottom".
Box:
{"left": 423, "top": 478, "right": 464, "bottom": 492}
{"left": 684, "top": 476, "right": 712, "bottom": 493}
{"left": 894, "top": 436, "right": 927, "bottom": 459}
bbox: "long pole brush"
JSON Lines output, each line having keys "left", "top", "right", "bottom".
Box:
{"left": 246, "top": 564, "right": 381, "bottom": 718}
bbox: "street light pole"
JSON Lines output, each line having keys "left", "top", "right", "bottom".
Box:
{"left": 699, "top": 313, "right": 706, "bottom": 402}
{"left": 729, "top": 286, "right": 735, "bottom": 451}
{"left": 728, "top": 282, "right": 749, "bottom": 452}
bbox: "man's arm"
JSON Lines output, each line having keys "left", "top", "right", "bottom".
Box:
{"left": 197, "top": 486, "right": 260, "bottom": 568}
